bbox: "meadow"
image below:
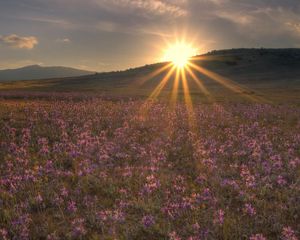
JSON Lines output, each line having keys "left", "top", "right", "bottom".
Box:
{"left": 0, "top": 93, "right": 299, "bottom": 239}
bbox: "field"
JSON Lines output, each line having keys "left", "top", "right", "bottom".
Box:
{"left": 0, "top": 93, "right": 299, "bottom": 239}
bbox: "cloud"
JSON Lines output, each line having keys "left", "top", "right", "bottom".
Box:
{"left": 56, "top": 38, "right": 71, "bottom": 43}
{"left": 18, "top": 16, "right": 70, "bottom": 26}
{"left": 99, "top": 0, "right": 187, "bottom": 17}
{"left": 0, "top": 34, "right": 38, "bottom": 49}
{"left": 95, "top": 21, "right": 118, "bottom": 32}
{"left": 286, "top": 22, "right": 300, "bottom": 34}
{"left": 216, "top": 11, "right": 254, "bottom": 25}
{"left": 215, "top": 6, "right": 300, "bottom": 37}
{"left": 183, "top": 0, "right": 300, "bottom": 49}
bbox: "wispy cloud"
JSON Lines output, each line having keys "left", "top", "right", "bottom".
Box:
{"left": 215, "top": 6, "right": 300, "bottom": 37}
{"left": 56, "top": 38, "right": 71, "bottom": 43}
{"left": 95, "top": 21, "right": 119, "bottom": 32}
{"left": 216, "top": 11, "right": 254, "bottom": 25}
{"left": 286, "top": 22, "right": 300, "bottom": 34}
{"left": 99, "top": 0, "right": 187, "bottom": 17}
{"left": 20, "top": 16, "right": 70, "bottom": 26}
{"left": 0, "top": 34, "right": 38, "bottom": 49}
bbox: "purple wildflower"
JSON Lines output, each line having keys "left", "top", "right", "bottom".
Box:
{"left": 71, "top": 218, "right": 86, "bottom": 237}
{"left": 281, "top": 227, "right": 298, "bottom": 240}
{"left": 142, "top": 215, "right": 155, "bottom": 228}
{"left": 214, "top": 209, "right": 225, "bottom": 226}
{"left": 249, "top": 234, "right": 267, "bottom": 240}
{"left": 244, "top": 203, "right": 256, "bottom": 216}
{"left": 67, "top": 200, "right": 77, "bottom": 213}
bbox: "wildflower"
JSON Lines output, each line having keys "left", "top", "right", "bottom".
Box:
{"left": 289, "top": 157, "right": 300, "bottom": 168}
{"left": 97, "top": 210, "right": 109, "bottom": 222}
{"left": 142, "top": 215, "right": 155, "bottom": 228}
{"left": 111, "top": 210, "right": 125, "bottom": 222}
{"left": 53, "top": 195, "right": 63, "bottom": 206}
{"left": 213, "top": 209, "right": 225, "bottom": 226}
{"left": 192, "top": 222, "right": 200, "bottom": 233}
{"left": 244, "top": 203, "right": 256, "bottom": 216}
{"left": 277, "top": 175, "right": 287, "bottom": 186}
{"left": 169, "top": 231, "right": 181, "bottom": 240}
{"left": 35, "top": 193, "right": 43, "bottom": 204}
{"left": 195, "top": 175, "right": 207, "bottom": 185}
{"left": 187, "top": 237, "right": 201, "bottom": 240}
{"left": 249, "top": 234, "right": 267, "bottom": 240}
{"left": 281, "top": 227, "right": 298, "bottom": 240}
{"left": 0, "top": 228, "right": 8, "bottom": 240}
{"left": 60, "top": 186, "right": 69, "bottom": 197}
{"left": 71, "top": 218, "right": 86, "bottom": 238}
{"left": 67, "top": 200, "right": 77, "bottom": 213}
{"left": 119, "top": 188, "right": 128, "bottom": 195}
{"left": 11, "top": 214, "right": 32, "bottom": 240}
{"left": 200, "top": 188, "right": 214, "bottom": 202}
{"left": 97, "top": 210, "right": 125, "bottom": 223}
{"left": 38, "top": 137, "right": 49, "bottom": 155}
{"left": 142, "top": 175, "right": 160, "bottom": 194}
{"left": 221, "top": 179, "right": 240, "bottom": 190}
{"left": 240, "top": 165, "right": 256, "bottom": 188}
{"left": 122, "top": 166, "right": 132, "bottom": 177}
{"left": 47, "top": 232, "right": 59, "bottom": 240}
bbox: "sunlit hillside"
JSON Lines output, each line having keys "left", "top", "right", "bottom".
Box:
{"left": 1, "top": 49, "right": 300, "bottom": 103}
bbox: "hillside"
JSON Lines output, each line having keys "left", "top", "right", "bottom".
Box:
{"left": 1, "top": 49, "right": 300, "bottom": 102}
{"left": 0, "top": 65, "right": 93, "bottom": 81}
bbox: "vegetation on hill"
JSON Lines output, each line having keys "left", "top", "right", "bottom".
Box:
{"left": 0, "top": 49, "right": 300, "bottom": 103}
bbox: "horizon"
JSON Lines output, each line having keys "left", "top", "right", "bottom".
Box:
{"left": 2, "top": 47, "right": 300, "bottom": 72}
{"left": 1, "top": 0, "right": 300, "bottom": 71}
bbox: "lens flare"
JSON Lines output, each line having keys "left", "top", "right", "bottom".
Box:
{"left": 139, "top": 36, "right": 268, "bottom": 121}
{"left": 163, "top": 42, "right": 197, "bottom": 68}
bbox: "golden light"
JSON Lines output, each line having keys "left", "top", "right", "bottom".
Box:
{"left": 163, "top": 41, "right": 197, "bottom": 69}
{"left": 138, "top": 35, "right": 269, "bottom": 121}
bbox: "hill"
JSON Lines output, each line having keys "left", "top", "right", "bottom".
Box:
{"left": 0, "top": 65, "right": 93, "bottom": 81}
{"left": 1, "top": 49, "right": 300, "bottom": 102}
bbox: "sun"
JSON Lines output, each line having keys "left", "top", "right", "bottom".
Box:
{"left": 163, "top": 41, "right": 197, "bottom": 68}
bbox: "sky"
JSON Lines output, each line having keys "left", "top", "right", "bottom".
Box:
{"left": 1, "top": 0, "right": 300, "bottom": 71}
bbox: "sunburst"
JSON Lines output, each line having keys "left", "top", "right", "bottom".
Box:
{"left": 163, "top": 41, "right": 197, "bottom": 69}
{"left": 138, "top": 37, "right": 269, "bottom": 124}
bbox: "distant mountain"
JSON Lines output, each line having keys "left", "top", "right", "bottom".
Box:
{"left": 0, "top": 65, "right": 94, "bottom": 81}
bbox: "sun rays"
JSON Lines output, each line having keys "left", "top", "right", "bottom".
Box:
{"left": 170, "top": 68, "right": 181, "bottom": 106}
{"left": 137, "top": 40, "right": 270, "bottom": 128}
{"left": 139, "top": 53, "right": 269, "bottom": 106}
{"left": 141, "top": 60, "right": 267, "bottom": 104}
{"left": 148, "top": 66, "right": 176, "bottom": 100}
{"left": 187, "top": 62, "right": 268, "bottom": 103}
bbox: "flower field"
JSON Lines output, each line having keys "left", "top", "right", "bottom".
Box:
{"left": 0, "top": 95, "right": 299, "bottom": 239}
